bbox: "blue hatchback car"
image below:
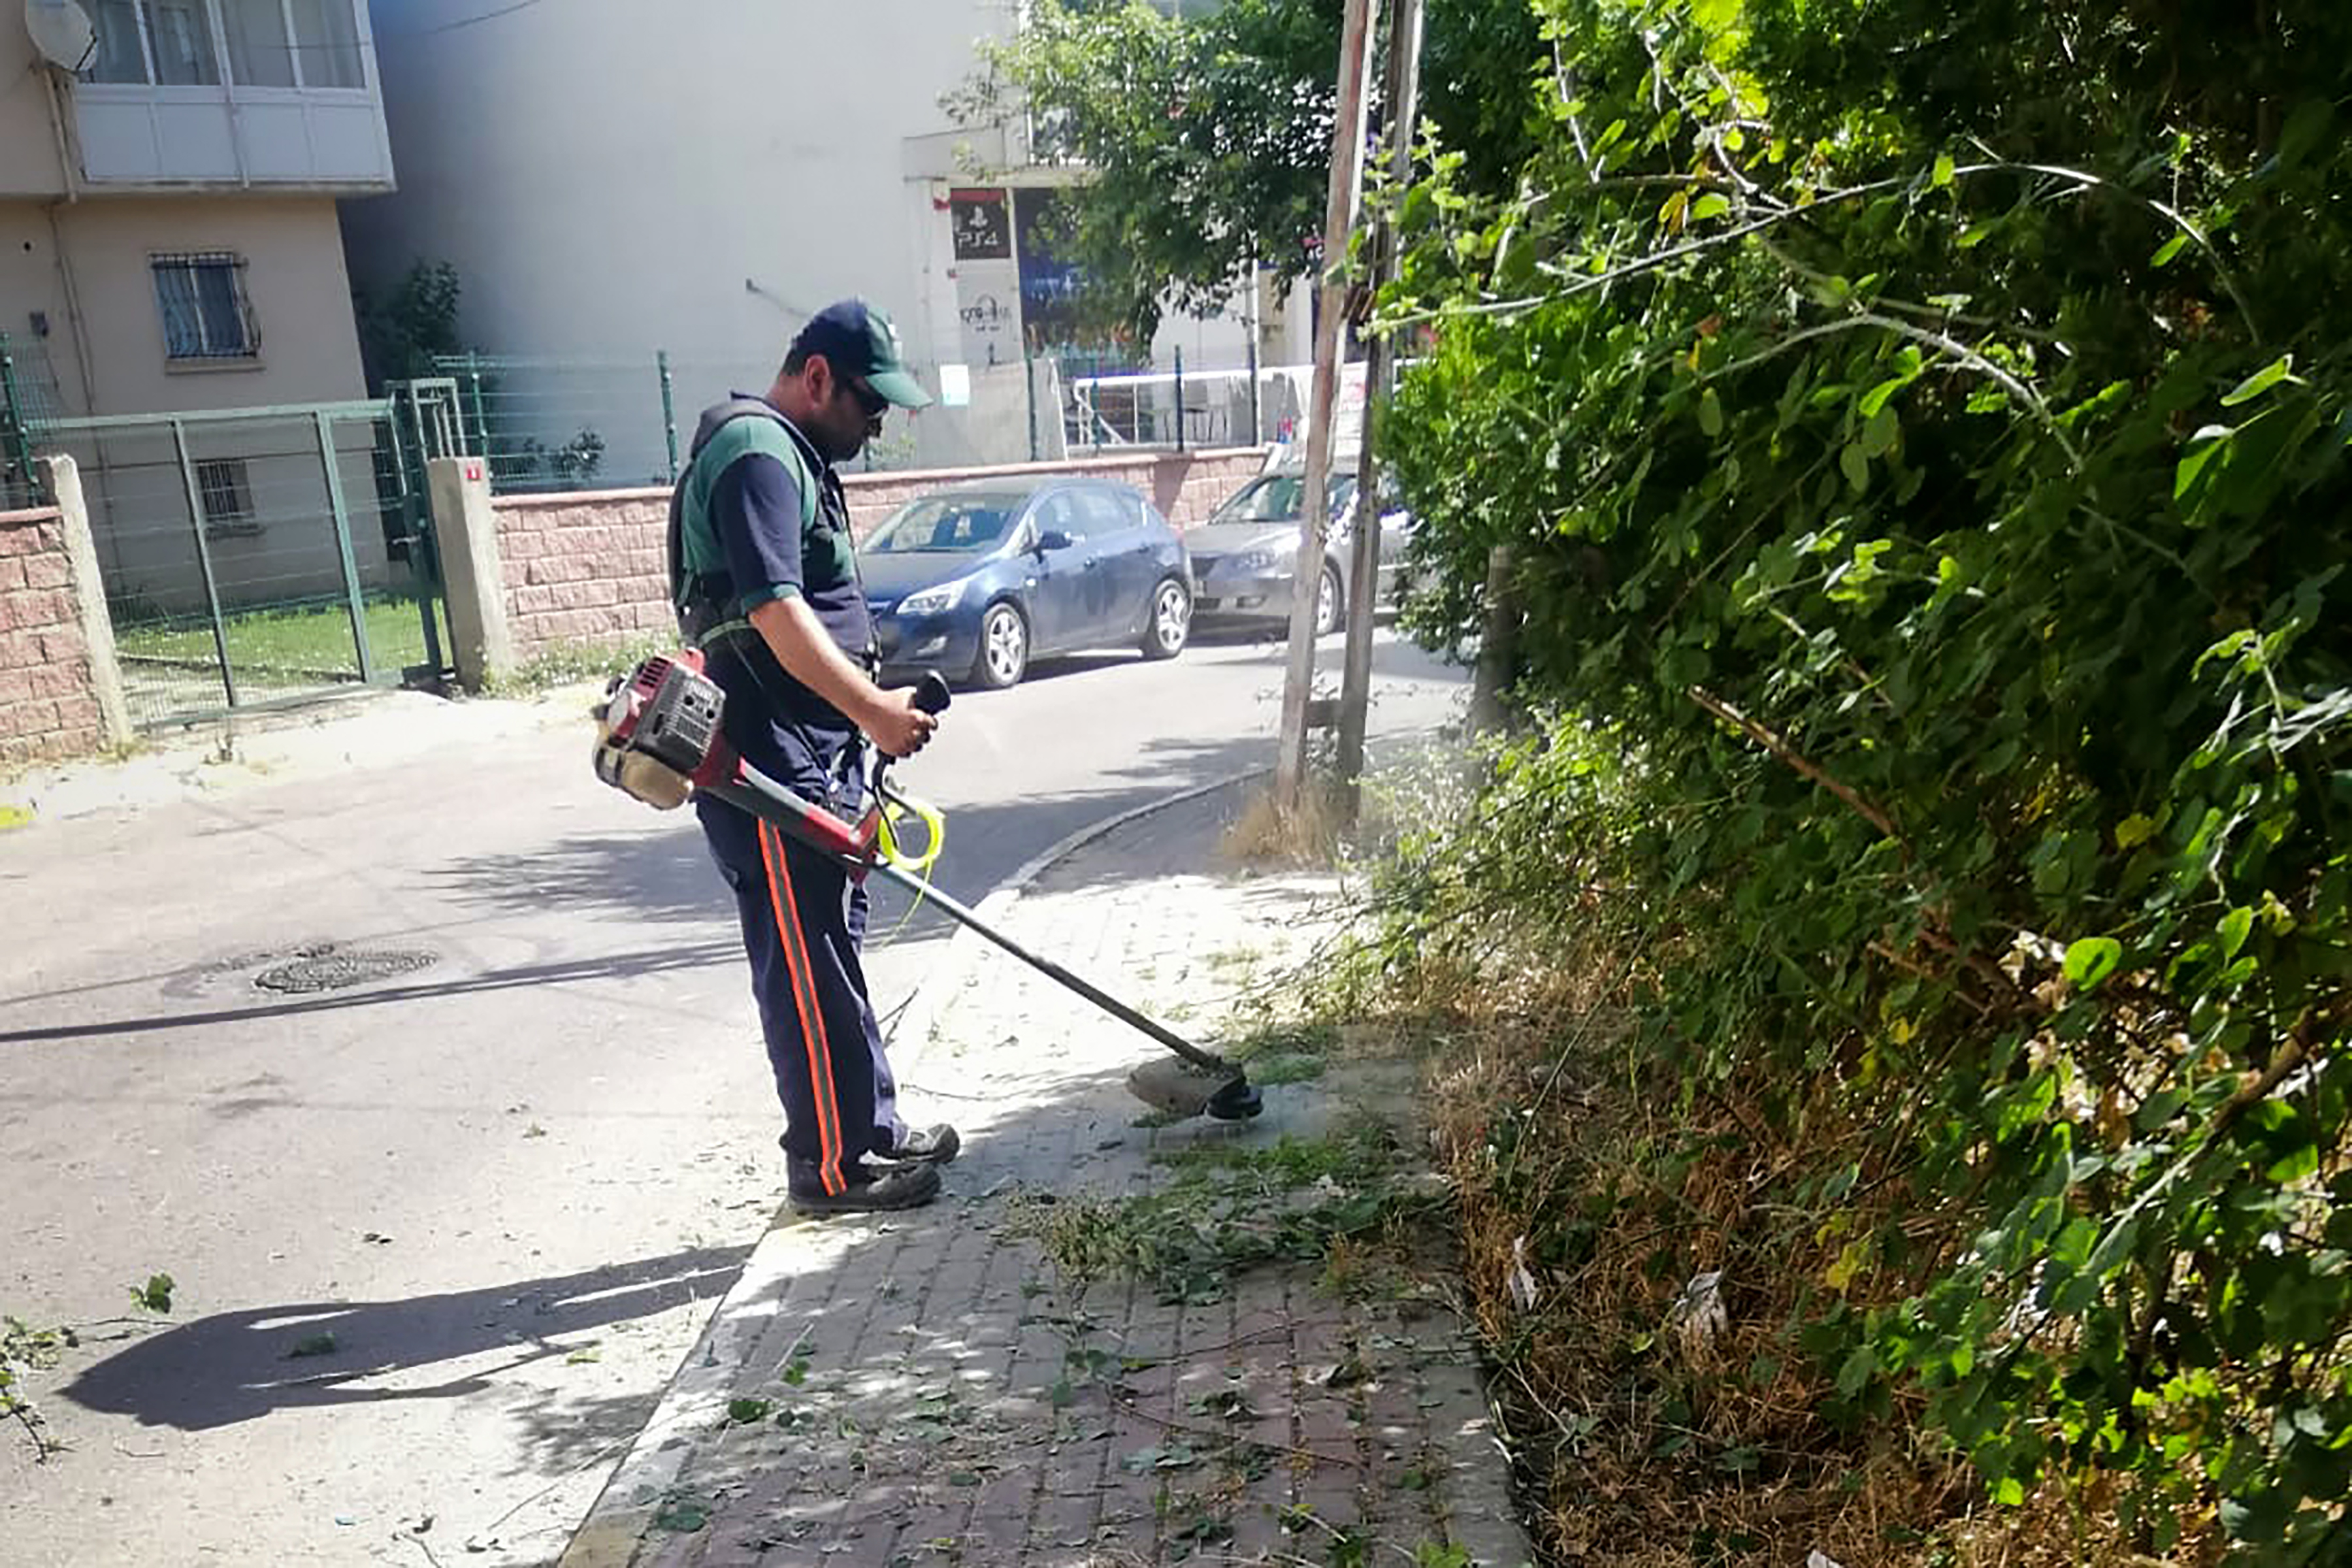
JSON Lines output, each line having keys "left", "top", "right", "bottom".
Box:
{"left": 861, "top": 478, "right": 1193, "bottom": 689}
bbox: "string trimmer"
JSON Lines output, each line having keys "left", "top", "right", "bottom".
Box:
{"left": 591, "top": 649, "right": 1262, "bottom": 1122}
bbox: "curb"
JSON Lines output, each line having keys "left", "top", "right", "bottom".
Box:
{"left": 556, "top": 765, "right": 1269, "bottom": 1568}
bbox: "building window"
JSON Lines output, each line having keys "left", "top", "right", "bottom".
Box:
{"left": 152, "top": 253, "right": 259, "bottom": 361}
{"left": 221, "top": 0, "right": 296, "bottom": 88}
{"left": 287, "top": 0, "right": 363, "bottom": 89}
{"left": 195, "top": 458, "right": 259, "bottom": 536}
{"left": 85, "top": 0, "right": 363, "bottom": 91}
{"left": 87, "top": 0, "right": 222, "bottom": 85}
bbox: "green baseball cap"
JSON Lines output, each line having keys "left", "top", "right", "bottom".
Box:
{"left": 794, "top": 299, "right": 933, "bottom": 410}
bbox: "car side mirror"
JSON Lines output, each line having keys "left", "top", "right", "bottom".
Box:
{"left": 1035, "top": 529, "right": 1073, "bottom": 553}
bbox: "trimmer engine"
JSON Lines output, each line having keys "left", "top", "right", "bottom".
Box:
{"left": 592, "top": 649, "right": 736, "bottom": 810}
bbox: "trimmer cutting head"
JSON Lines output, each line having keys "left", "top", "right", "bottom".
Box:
{"left": 1128, "top": 1056, "right": 1264, "bottom": 1120}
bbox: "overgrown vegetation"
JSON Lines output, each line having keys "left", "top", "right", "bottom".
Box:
{"left": 1321, "top": 0, "right": 2352, "bottom": 1560}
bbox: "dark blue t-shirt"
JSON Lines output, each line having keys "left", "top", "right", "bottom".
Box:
{"left": 693, "top": 413, "right": 876, "bottom": 804}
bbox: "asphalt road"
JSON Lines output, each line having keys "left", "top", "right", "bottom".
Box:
{"left": 0, "top": 623, "right": 1467, "bottom": 1566}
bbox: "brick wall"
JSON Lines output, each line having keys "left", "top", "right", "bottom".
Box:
{"left": 487, "top": 448, "right": 1269, "bottom": 664}
{"left": 0, "top": 507, "right": 106, "bottom": 764}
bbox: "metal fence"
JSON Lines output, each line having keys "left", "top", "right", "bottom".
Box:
{"left": 433, "top": 351, "right": 776, "bottom": 494}
{"left": 419, "top": 349, "right": 1303, "bottom": 496}
{"left": 35, "top": 402, "right": 451, "bottom": 729}
{"left": 0, "top": 333, "right": 71, "bottom": 510}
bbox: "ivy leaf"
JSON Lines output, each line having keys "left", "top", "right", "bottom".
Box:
{"left": 2221, "top": 355, "right": 2297, "bottom": 408}
{"left": 2063, "top": 938, "right": 2123, "bottom": 990}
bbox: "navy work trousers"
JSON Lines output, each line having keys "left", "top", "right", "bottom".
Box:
{"left": 696, "top": 792, "right": 906, "bottom": 1195}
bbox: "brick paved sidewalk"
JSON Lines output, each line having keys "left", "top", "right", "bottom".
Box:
{"left": 562, "top": 783, "right": 1530, "bottom": 1568}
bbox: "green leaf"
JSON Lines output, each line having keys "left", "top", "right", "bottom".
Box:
{"left": 131, "top": 1274, "right": 176, "bottom": 1315}
{"left": 2267, "top": 1142, "right": 2321, "bottom": 1184}
{"left": 1691, "top": 192, "right": 1732, "bottom": 223}
{"left": 2220, "top": 355, "right": 2297, "bottom": 408}
{"left": 2063, "top": 938, "right": 2123, "bottom": 990}
{"left": 2176, "top": 425, "right": 2232, "bottom": 503}
{"left": 1931, "top": 153, "right": 1955, "bottom": 188}
{"left": 2219, "top": 907, "right": 2254, "bottom": 961}
{"left": 1840, "top": 443, "right": 1870, "bottom": 495}
{"left": 2115, "top": 813, "right": 2157, "bottom": 849}
{"left": 1835, "top": 1345, "right": 1877, "bottom": 1396}
{"left": 1858, "top": 377, "right": 1907, "bottom": 420}
{"left": 1993, "top": 1477, "right": 2025, "bottom": 1507}
{"left": 725, "top": 1397, "right": 772, "bottom": 1426}
{"left": 2151, "top": 233, "right": 2190, "bottom": 268}
{"left": 1861, "top": 406, "right": 1899, "bottom": 459}
{"left": 1699, "top": 388, "right": 1725, "bottom": 438}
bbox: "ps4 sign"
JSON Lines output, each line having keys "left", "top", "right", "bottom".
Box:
{"left": 948, "top": 189, "right": 1012, "bottom": 262}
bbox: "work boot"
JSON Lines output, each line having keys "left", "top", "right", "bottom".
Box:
{"left": 787, "top": 1156, "right": 941, "bottom": 1217}
{"left": 876, "top": 1123, "right": 961, "bottom": 1166}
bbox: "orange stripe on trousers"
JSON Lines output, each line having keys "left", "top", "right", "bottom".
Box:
{"left": 760, "top": 822, "right": 847, "bottom": 1195}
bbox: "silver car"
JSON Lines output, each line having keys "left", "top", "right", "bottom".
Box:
{"left": 1186, "top": 468, "right": 1413, "bottom": 636}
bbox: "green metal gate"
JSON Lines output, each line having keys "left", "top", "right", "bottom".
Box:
{"left": 31, "top": 396, "right": 461, "bottom": 729}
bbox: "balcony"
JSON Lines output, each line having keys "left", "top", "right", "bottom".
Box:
{"left": 72, "top": 0, "right": 393, "bottom": 189}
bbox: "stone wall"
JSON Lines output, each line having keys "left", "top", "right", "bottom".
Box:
{"left": 483, "top": 447, "right": 1269, "bottom": 669}
{"left": 491, "top": 489, "right": 676, "bottom": 664}
{"left": 0, "top": 506, "right": 108, "bottom": 764}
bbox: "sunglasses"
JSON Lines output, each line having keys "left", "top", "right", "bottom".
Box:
{"left": 842, "top": 376, "right": 888, "bottom": 418}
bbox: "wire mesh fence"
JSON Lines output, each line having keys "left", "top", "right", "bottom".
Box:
{"left": 424, "top": 349, "right": 1306, "bottom": 495}
{"left": 35, "top": 404, "right": 450, "bottom": 729}
{"left": 1, "top": 333, "right": 72, "bottom": 510}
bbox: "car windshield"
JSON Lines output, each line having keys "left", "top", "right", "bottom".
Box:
{"left": 864, "top": 493, "right": 1029, "bottom": 553}
{"left": 1209, "top": 472, "right": 1358, "bottom": 525}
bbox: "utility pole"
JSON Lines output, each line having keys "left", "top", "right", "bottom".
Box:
{"left": 1335, "top": 0, "right": 1426, "bottom": 813}
{"left": 1273, "top": 0, "right": 1378, "bottom": 810}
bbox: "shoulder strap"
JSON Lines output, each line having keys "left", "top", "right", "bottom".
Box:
{"left": 666, "top": 400, "right": 821, "bottom": 612}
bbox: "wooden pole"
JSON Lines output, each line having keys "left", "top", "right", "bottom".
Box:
{"left": 1273, "top": 0, "right": 1379, "bottom": 808}
{"left": 1336, "top": 0, "right": 1426, "bottom": 813}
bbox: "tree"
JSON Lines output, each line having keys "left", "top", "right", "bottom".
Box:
{"left": 351, "top": 259, "right": 463, "bottom": 392}
{"left": 947, "top": 0, "right": 1543, "bottom": 344}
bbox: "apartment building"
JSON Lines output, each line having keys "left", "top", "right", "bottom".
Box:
{"left": 1, "top": 0, "right": 397, "bottom": 615}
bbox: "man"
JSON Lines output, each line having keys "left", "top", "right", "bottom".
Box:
{"left": 671, "top": 300, "right": 955, "bottom": 1215}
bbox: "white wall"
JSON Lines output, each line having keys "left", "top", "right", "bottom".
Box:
{"left": 343, "top": 0, "right": 1019, "bottom": 401}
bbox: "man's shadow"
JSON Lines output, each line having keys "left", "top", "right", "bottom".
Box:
{"left": 65, "top": 1245, "right": 753, "bottom": 1434}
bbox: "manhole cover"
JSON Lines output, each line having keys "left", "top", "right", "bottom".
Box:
{"left": 253, "top": 944, "right": 438, "bottom": 995}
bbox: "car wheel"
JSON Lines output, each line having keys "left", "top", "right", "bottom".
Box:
{"left": 1313, "top": 563, "right": 1342, "bottom": 638}
{"left": 972, "top": 601, "right": 1029, "bottom": 689}
{"left": 1139, "top": 577, "right": 1190, "bottom": 660}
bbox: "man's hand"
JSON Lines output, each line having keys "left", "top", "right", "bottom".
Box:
{"left": 860, "top": 686, "right": 940, "bottom": 759}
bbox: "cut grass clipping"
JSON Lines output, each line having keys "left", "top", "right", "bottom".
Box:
{"left": 1007, "top": 1120, "right": 1446, "bottom": 1305}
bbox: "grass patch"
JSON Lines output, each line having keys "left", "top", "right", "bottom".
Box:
{"left": 1218, "top": 777, "right": 1347, "bottom": 866}
{"left": 115, "top": 591, "right": 441, "bottom": 678}
{"left": 487, "top": 633, "right": 674, "bottom": 697}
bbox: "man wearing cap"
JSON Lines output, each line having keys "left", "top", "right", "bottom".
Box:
{"left": 671, "top": 300, "right": 955, "bottom": 1215}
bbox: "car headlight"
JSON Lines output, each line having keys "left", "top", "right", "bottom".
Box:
{"left": 896, "top": 580, "right": 966, "bottom": 617}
